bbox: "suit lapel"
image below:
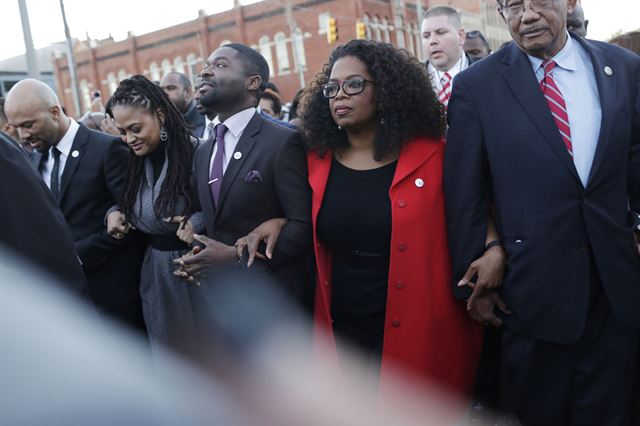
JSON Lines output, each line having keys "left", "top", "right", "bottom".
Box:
{"left": 579, "top": 38, "right": 616, "bottom": 187}
{"left": 391, "top": 138, "right": 438, "bottom": 190}
{"left": 307, "top": 150, "right": 332, "bottom": 228}
{"left": 502, "top": 44, "right": 582, "bottom": 186}
{"left": 59, "top": 124, "right": 89, "bottom": 202}
{"left": 216, "top": 113, "right": 261, "bottom": 210}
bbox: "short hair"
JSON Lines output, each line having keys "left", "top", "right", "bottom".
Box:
{"left": 466, "top": 30, "right": 491, "bottom": 51}
{"left": 164, "top": 71, "right": 191, "bottom": 89}
{"left": 422, "top": 5, "right": 462, "bottom": 30}
{"left": 260, "top": 89, "right": 282, "bottom": 116}
{"left": 266, "top": 82, "right": 280, "bottom": 94}
{"left": 225, "top": 43, "right": 270, "bottom": 96}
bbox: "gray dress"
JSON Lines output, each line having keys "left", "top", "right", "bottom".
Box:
{"left": 129, "top": 153, "right": 204, "bottom": 357}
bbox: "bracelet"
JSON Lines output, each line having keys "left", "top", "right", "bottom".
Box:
{"left": 485, "top": 240, "right": 502, "bottom": 250}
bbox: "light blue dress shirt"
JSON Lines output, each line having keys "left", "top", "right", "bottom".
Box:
{"left": 528, "top": 34, "right": 602, "bottom": 187}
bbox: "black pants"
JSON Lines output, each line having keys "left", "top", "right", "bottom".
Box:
{"left": 501, "top": 280, "right": 637, "bottom": 425}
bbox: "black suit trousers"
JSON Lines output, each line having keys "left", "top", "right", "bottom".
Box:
{"left": 501, "top": 260, "right": 638, "bottom": 426}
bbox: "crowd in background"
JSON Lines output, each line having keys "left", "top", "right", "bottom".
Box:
{"left": 1, "top": 1, "right": 639, "bottom": 425}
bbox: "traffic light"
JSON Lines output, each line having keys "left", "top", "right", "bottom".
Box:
{"left": 356, "top": 21, "right": 366, "bottom": 39}
{"left": 327, "top": 17, "right": 338, "bottom": 44}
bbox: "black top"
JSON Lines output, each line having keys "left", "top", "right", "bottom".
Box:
{"left": 317, "top": 159, "right": 397, "bottom": 330}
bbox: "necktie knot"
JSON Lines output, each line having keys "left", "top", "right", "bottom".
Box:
{"left": 52, "top": 146, "right": 61, "bottom": 159}
{"left": 441, "top": 72, "right": 452, "bottom": 86}
{"left": 215, "top": 123, "right": 227, "bottom": 143}
{"left": 542, "top": 60, "right": 557, "bottom": 77}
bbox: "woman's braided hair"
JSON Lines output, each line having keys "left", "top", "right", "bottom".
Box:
{"left": 106, "top": 75, "right": 194, "bottom": 220}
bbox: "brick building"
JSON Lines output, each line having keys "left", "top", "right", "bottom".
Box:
{"left": 53, "top": 0, "right": 510, "bottom": 117}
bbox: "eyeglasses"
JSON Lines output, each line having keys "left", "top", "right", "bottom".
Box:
{"left": 499, "top": 0, "right": 554, "bottom": 19}
{"left": 321, "top": 77, "right": 375, "bottom": 99}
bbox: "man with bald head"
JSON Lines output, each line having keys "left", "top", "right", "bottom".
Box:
{"left": 5, "top": 79, "right": 146, "bottom": 333}
{"left": 160, "top": 71, "right": 205, "bottom": 137}
{"left": 567, "top": 3, "right": 588, "bottom": 37}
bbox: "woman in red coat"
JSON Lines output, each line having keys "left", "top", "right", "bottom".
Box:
{"left": 297, "top": 40, "right": 498, "bottom": 398}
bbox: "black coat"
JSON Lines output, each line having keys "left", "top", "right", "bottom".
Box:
{"left": 31, "top": 124, "right": 145, "bottom": 311}
{"left": 0, "top": 132, "right": 87, "bottom": 295}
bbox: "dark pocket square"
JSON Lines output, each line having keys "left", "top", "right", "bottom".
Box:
{"left": 244, "top": 170, "right": 263, "bottom": 182}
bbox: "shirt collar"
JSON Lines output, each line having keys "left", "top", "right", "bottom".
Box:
{"left": 528, "top": 32, "right": 578, "bottom": 73}
{"left": 56, "top": 119, "right": 79, "bottom": 156}
{"left": 212, "top": 107, "right": 256, "bottom": 139}
{"left": 428, "top": 52, "right": 467, "bottom": 78}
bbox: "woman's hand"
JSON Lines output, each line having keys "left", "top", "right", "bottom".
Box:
{"left": 164, "top": 216, "right": 194, "bottom": 244}
{"left": 458, "top": 245, "right": 507, "bottom": 312}
{"left": 234, "top": 218, "right": 287, "bottom": 267}
{"left": 107, "top": 210, "right": 132, "bottom": 239}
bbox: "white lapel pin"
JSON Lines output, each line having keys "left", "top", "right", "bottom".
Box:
{"left": 604, "top": 66, "right": 613, "bottom": 76}
{"left": 71, "top": 150, "right": 79, "bottom": 158}
{"left": 415, "top": 178, "right": 424, "bottom": 188}
{"left": 233, "top": 151, "right": 242, "bottom": 160}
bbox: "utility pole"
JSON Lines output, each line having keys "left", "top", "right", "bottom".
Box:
{"left": 284, "top": 0, "right": 306, "bottom": 89}
{"left": 17, "top": 0, "right": 40, "bottom": 79}
{"left": 59, "top": 0, "right": 82, "bottom": 116}
{"left": 416, "top": 0, "right": 424, "bottom": 61}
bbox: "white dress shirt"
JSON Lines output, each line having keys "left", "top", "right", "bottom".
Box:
{"left": 41, "top": 119, "right": 79, "bottom": 191}
{"left": 428, "top": 53, "right": 469, "bottom": 93}
{"left": 208, "top": 107, "right": 256, "bottom": 175}
{"left": 528, "top": 33, "right": 601, "bottom": 187}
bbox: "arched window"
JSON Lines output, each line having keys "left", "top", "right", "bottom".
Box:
{"left": 292, "top": 29, "right": 307, "bottom": 71}
{"left": 382, "top": 18, "right": 391, "bottom": 43}
{"left": 258, "top": 36, "right": 273, "bottom": 77}
{"left": 79, "top": 79, "right": 91, "bottom": 112}
{"left": 186, "top": 53, "right": 198, "bottom": 86}
{"left": 362, "top": 14, "right": 372, "bottom": 40}
{"left": 274, "top": 32, "right": 290, "bottom": 74}
{"left": 414, "top": 24, "right": 423, "bottom": 61}
{"left": 372, "top": 16, "right": 382, "bottom": 41}
{"left": 173, "top": 56, "right": 185, "bottom": 75}
{"left": 107, "top": 72, "right": 118, "bottom": 95}
{"left": 406, "top": 23, "right": 415, "bottom": 55}
{"left": 161, "top": 59, "right": 172, "bottom": 77}
{"left": 395, "top": 16, "right": 406, "bottom": 48}
{"left": 149, "top": 62, "right": 160, "bottom": 82}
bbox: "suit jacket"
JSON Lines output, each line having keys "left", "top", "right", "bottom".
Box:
{"left": 194, "top": 112, "right": 312, "bottom": 298}
{"left": 0, "top": 132, "right": 87, "bottom": 295}
{"left": 444, "top": 35, "right": 640, "bottom": 344}
{"left": 309, "top": 138, "right": 482, "bottom": 394}
{"left": 32, "top": 124, "right": 145, "bottom": 311}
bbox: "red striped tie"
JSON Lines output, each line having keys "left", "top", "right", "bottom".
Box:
{"left": 540, "top": 60, "right": 573, "bottom": 156}
{"left": 437, "top": 72, "right": 452, "bottom": 108}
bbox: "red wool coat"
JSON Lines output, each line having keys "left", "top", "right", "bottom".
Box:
{"left": 308, "top": 137, "right": 483, "bottom": 395}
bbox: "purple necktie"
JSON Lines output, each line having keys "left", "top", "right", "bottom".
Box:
{"left": 209, "top": 123, "right": 227, "bottom": 207}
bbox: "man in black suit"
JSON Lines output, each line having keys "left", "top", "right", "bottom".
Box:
{"left": 5, "top": 79, "right": 146, "bottom": 332}
{"left": 174, "top": 43, "right": 311, "bottom": 309}
{"left": 0, "top": 131, "right": 86, "bottom": 294}
{"left": 160, "top": 71, "right": 205, "bottom": 138}
{"left": 444, "top": 0, "right": 640, "bottom": 423}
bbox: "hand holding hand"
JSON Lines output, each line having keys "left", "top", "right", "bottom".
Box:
{"left": 234, "top": 218, "right": 287, "bottom": 267}
{"left": 173, "top": 234, "right": 235, "bottom": 279}
{"left": 458, "top": 245, "right": 507, "bottom": 311}
{"left": 467, "top": 291, "right": 511, "bottom": 327}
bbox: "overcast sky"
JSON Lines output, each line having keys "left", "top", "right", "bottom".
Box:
{"left": 1, "top": 0, "right": 638, "bottom": 61}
